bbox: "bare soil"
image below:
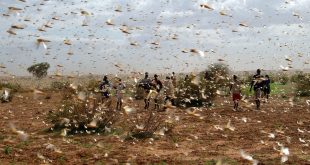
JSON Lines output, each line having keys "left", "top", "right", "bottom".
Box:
{"left": 0, "top": 92, "right": 310, "bottom": 164}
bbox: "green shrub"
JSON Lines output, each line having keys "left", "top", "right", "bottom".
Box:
{"left": 200, "top": 63, "right": 230, "bottom": 105}
{"left": 175, "top": 76, "right": 202, "bottom": 107}
{"left": 291, "top": 71, "right": 303, "bottom": 83}
{"left": 294, "top": 73, "right": 310, "bottom": 96}
{"left": 278, "top": 73, "right": 289, "bottom": 85}
{"left": 3, "top": 146, "right": 12, "bottom": 155}
{"left": 174, "top": 63, "right": 230, "bottom": 107}
{"left": 0, "top": 81, "right": 22, "bottom": 92}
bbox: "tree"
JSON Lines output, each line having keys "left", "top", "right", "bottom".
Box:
{"left": 27, "top": 62, "right": 50, "bottom": 79}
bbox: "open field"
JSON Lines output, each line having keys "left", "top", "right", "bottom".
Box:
{"left": 2, "top": 0, "right": 310, "bottom": 164}
{"left": 0, "top": 90, "right": 310, "bottom": 164}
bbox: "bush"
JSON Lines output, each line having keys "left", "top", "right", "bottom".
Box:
{"left": 50, "top": 81, "right": 70, "bottom": 90}
{"left": 278, "top": 74, "right": 289, "bottom": 85}
{"left": 86, "top": 79, "right": 100, "bottom": 92}
{"left": 201, "top": 63, "right": 230, "bottom": 105}
{"left": 0, "top": 82, "right": 22, "bottom": 92}
{"left": 126, "top": 111, "right": 165, "bottom": 139}
{"left": 294, "top": 73, "right": 310, "bottom": 97}
{"left": 175, "top": 75, "right": 202, "bottom": 107}
{"left": 47, "top": 89, "right": 118, "bottom": 135}
{"left": 291, "top": 71, "right": 303, "bottom": 83}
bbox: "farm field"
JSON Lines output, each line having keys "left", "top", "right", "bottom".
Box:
{"left": 0, "top": 90, "right": 309, "bottom": 164}
{"left": 1, "top": 0, "right": 310, "bottom": 164}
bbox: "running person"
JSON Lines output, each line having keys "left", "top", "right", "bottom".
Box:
{"left": 230, "top": 75, "right": 241, "bottom": 111}
{"left": 115, "top": 78, "right": 126, "bottom": 110}
{"left": 250, "top": 69, "right": 265, "bottom": 110}
{"left": 138, "top": 72, "right": 152, "bottom": 109}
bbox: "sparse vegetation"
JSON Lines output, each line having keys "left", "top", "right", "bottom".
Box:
{"left": 47, "top": 88, "right": 118, "bottom": 135}
{"left": 50, "top": 81, "right": 70, "bottom": 90}
{"left": 86, "top": 78, "right": 101, "bottom": 91}
{"left": 2, "top": 0, "right": 310, "bottom": 164}
{"left": 126, "top": 111, "right": 164, "bottom": 139}
{"left": 3, "top": 146, "right": 12, "bottom": 155}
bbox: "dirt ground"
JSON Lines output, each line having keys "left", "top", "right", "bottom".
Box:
{"left": 0, "top": 92, "right": 310, "bottom": 165}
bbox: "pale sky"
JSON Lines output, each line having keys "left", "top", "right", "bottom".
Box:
{"left": 0, "top": 0, "right": 310, "bottom": 76}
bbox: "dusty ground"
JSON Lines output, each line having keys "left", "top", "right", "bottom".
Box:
{"left": 0, "top": 92, "right": 310, "bottom": 165}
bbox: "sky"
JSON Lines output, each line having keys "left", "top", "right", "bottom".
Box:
{"left": 0, "top": 0, "right": 310, "bottom": 76}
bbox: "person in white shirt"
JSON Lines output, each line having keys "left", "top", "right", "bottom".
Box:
{"left": 230, "top": 75, "right": 241, "bottom": 111}
{"left": 150, "top": 74, "right": 163, "bottom": 110}
{"left": 115, "top": 78, "right": 126, "bottom": 110}
{"left": 163, "top": 76, "right": 175, "bottom": 109}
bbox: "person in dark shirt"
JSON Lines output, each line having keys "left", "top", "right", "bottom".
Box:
{"left": 171, "top": 72, "right": 177, "bottom": 87}
{"left": 138, "top": 72, "right": 151, "bottom": 109}
{"left": 99, "top": 75, "right": 112, "bottom": 103}
{"left": 263, "top": 75, "right": 271, "bottom": 101}
{"left": 250, "top": 69, "right": 265, "bottom": 110}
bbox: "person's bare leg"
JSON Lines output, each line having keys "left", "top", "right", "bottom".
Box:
{"left": 147, "top": 99, "right": 150, "bottom": 109}
{"left": 256, "top": 99, "right": 260, "bottom": 110}
{"left": 236, "top": 101, "right": 239, "bottom": 110}
{"left": 116, "top": 101, "right": 119, "bottom": 110}
{"left": 154, "top": 99, "right": 158, "bottom": 110}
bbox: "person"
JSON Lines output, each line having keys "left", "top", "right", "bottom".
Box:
{"left": 114, "top": 78, "right": 126, "bottom": 110}
{"left": 263, "top": 75, "right": 271, "bottom": 102}
{"left": 205, "top": 71, "right": 210, "bottom": 81}
{"left": 99, "top": 75, "right": 112, "bottom": 104}
{"left": 184, "top": 75, "right": 189, "bottom": 82}
{"left": 138, "top": 72, "right": 152, "bottom": 109}
{"left": 171, "top": 72, "right": 177, "bottom": 87}
{"left": 230, "top": 75, "right": 241, "bottom": 111}
{"left": 250, "top": 69, "right": 265, "bottom": 110}
{"left": 163, "top": 76, "right": 175, "bottom": 109}
{"left": 151, "top": 74, "right": 163, "bottom": 110}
